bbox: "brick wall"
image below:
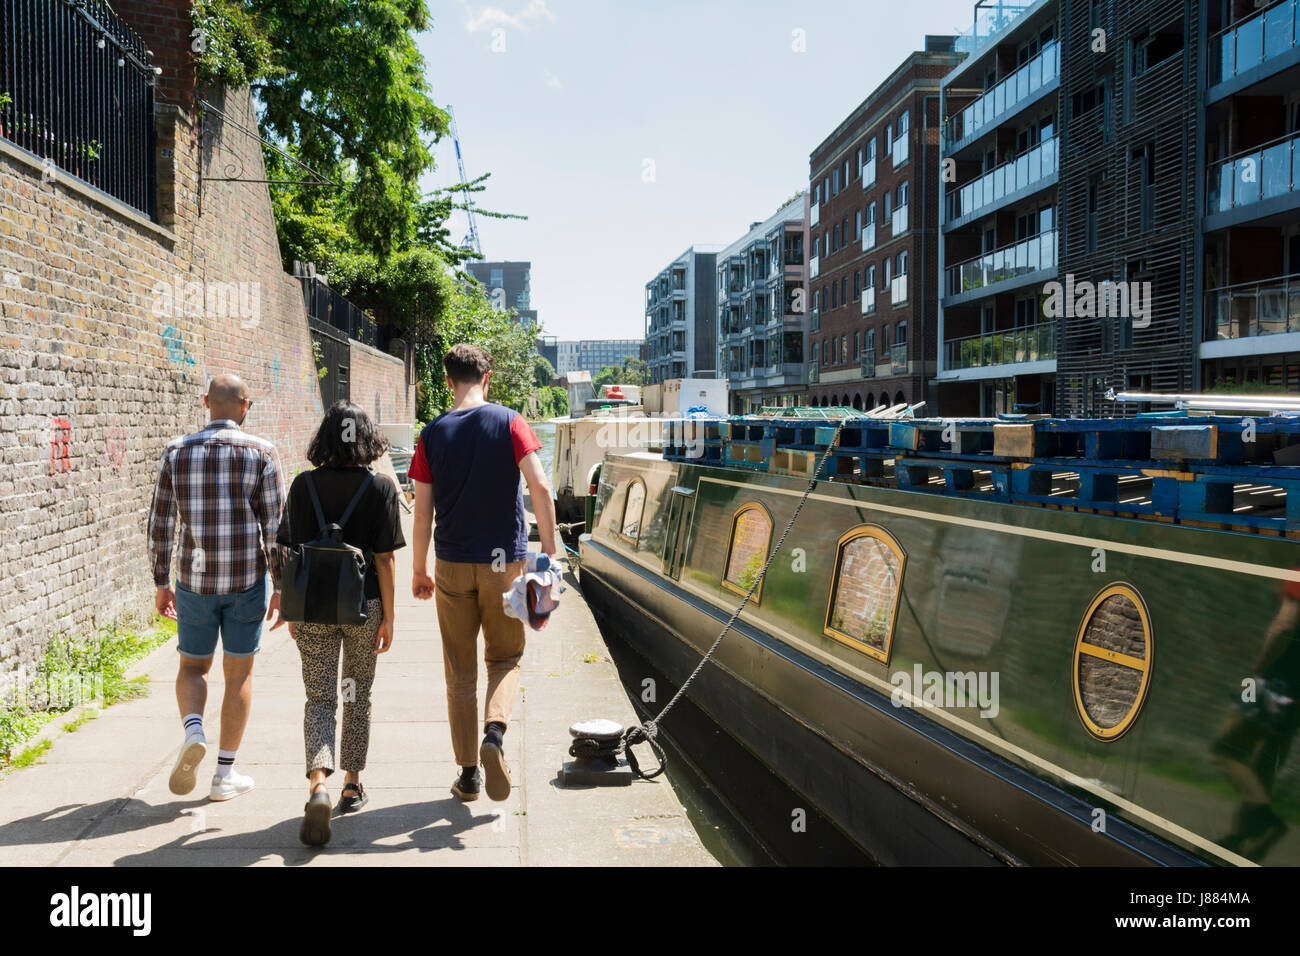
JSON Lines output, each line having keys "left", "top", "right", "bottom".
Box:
{"left": 0, "top": 8, "right": 405, "bottom": 694}
{"left": 348, "top": 338, "right": 415, "bottom": 427}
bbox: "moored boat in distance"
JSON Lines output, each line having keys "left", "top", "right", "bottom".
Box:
{"left": 578, "top": 402, "right": 1300, "bottom": 865}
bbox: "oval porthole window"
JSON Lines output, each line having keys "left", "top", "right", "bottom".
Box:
{"left": 1072, "top": 584, "right": 1153, "bottom": 741}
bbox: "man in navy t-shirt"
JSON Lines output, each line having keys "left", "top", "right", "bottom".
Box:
{"left": 409, "top": 343, "right": 557, "bottom": 802}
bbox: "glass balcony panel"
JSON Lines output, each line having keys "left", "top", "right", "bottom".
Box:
{"left": 1263, "top": 140, "right": 1292, "bottom": 199}
{"left": 1237, "top": 16, "right": 1264, "bottom": 73}
{"left": 1259, "top": 289, "right": 1287, "bottom": 335}
{"left": 1265, "top": 3, "right": 1294, "bottom": 60}
{"left": 1290, "top": 290, "right": 1300, "bottom": 332}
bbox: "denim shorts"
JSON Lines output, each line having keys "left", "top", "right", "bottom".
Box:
{"left": 175, "top": 577, "right": 269, "bottom": 660}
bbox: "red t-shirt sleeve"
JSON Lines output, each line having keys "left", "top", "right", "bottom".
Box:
{"left": 1284, "top": 573, "right": 1300, "bottom": 602}
{"left": 408, "top": 436, "right": 432, "bottom": 484}
{"left": 511, "top": 415, "right": 542, "bottom": 464}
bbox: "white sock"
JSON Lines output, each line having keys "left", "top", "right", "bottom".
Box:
{"left": 215, "top": 750, "right": 237, "bottom": 779}
{"left": 183, "top": 713, "right": 204, "bottom": 739}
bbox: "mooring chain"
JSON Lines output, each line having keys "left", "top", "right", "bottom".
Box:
{"left": 619, "top": 424, "right": 846, "bottom": 780}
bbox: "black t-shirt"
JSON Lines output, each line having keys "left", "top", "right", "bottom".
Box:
{"left": 277, "top": 467, "right": 406, "bottom": 600}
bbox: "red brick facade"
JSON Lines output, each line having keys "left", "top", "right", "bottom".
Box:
{"left": 806, "top": 50, "right": 963, "bottom": 412}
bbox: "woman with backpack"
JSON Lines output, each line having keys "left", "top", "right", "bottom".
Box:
{"left": 271, "top": 400, "right": 405, "bottom": 847}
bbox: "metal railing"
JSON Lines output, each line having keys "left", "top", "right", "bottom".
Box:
{"left": 301, "top": 277, "right": 389, "bottom": 350}
{"left": 860, "top": 347, "right": 876, "bottom": 378}
{"left": 890, "top": 273, "right": 909, "bottom": 305}
{"left": 947, "top": 135, "right": 1058, "bottom": 222}
{"left": 944, "top": 322, "right": 1055, "bottom": 370}
{"left": 863, "top": 154, "right": 876, "bottom": 189}
{"left": 1, "top": 0, "right": 157, "bottom": 218}
{"left": 1207, "top": 131, "right": 1300, "bottom": 214}
{"left": 892, "top": 133, "right": 909, "bottom": 168}
{"left": 944, "top": 40, "right": 1059, "bottom": 149}
{"left": 954, "top": 1, "right": 1034, "bottom": 56}
{"left": 891, "top": 203, "right": 909, "bottom": 235}
{"left": 1204, "top": 274, "right": 1300, "bottom": 341}
{"left": 1211, "top": 0, "right": 1299, "bottom": 85}
{"left": 946, "top": 229, "right": 1057, "bottom": 297}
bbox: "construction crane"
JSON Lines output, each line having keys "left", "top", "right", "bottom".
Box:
{"left": 445, "top": 105, "right": 482, "bottom": 258}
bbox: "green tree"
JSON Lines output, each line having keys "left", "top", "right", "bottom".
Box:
{"left": 592, "top": 357, "right": 648, "bottom": 387}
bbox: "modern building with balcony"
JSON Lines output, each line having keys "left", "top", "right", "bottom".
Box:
{"left": 715, "top": 194, "right": 809, "bottom": 413}
{"left": 805, "top": 37, "right": 964, "bottom": 411}
{"left": 935, "top": 0, "right": 1061, "bottom": 416}
{"left": 1200, "top": 0, "right": 1300, "bottom": 392}
{"left": 644, "top": 245, "right": 722, "bottom": 383}
{"left": 555, "top": 339, "right": 645, "bottom": 377}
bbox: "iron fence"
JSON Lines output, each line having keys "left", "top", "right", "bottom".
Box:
{"left": 299, "top": 276, "right": 390, "bottom": 351}
{"left": 1, "top": 0, "right": 157, "bottom": 218}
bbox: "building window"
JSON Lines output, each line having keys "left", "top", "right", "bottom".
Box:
{"left": 813, "top": 183, "right": 821, "bottom": 206}
{"left": 855, "top": 147, "right": 863, "bottom": 177}
{"left": 832, "top": 168, "right": 840, "bottom": 195}
{"left": 831, "top": 283, "right": 838, "bottom": 309}
{"left": 897, "top": 250, "right": 908, "bottom": 276}
{"left": 866, "top": 264, "right": 876, "bottom": 289}
{"left": 823, "top": 525, "right": 907, "bottom": 664}
{"left": 1072, "top": 583, "right": 1153, "bottom": 741}
{"left": 855, "top": 210, "right": 862, "bottom": 240}
{"left": 840, "top": 276, "right": 848, "bottom": 305}
{"left": 854, "top": 270, "right": 861, "bottom": 300}
{"left": 854, "top": 331, "right": 860, "bottom": 358}
{"left": 867, "top": 201, "right": 876, "bottom": 225}
{"left": 723, "top": 502, "right": 773, "bottom": 600}
{"left": 619, "top": 479, "right": 646, "bottom": 545}
{"left": 896, "top": 321, "right": 907, "bottom": 345}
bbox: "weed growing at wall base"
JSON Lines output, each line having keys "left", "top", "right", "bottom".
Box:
{"left": 0, "top": 618, "right": 175, "bottom": 769}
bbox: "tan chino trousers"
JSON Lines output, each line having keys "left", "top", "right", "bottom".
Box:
{"left": 434, "top": 559, "right": 527, "bottom": 767}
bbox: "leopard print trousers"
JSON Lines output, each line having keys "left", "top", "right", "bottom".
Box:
{"left": 294, "top": 599, "right": 382, "bottom": 777}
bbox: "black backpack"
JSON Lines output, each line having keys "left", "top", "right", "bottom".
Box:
{"left": 279, "top": 471, "right": 374, "bottom": 626}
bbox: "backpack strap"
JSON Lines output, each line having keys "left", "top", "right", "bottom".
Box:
{"left": 337, "top": 472, "right": 374, "bottom": 530}
{"left": 303, "top": 471, "right": 328, "bottom": 536}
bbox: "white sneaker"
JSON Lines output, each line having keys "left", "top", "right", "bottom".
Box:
{"left": 209, "top": 770, "right": 255, "bottom": 802}
{"left": 168, "top": 732, "right": 207, "bottom": 795}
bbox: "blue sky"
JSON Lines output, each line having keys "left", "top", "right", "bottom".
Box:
{"left": 417, "top": 0, "right": 978, "bottom": 341}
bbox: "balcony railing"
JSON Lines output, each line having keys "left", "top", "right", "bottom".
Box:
{"left": 892, "top": 133, "right": 909, "bottom": 168}
{"left": 890, "top": 274, "right": 909, "bottom": 305}
{"left": 861, "top": 287, "right": 876, "bottom": 315}
{"left": 1211, "top": 0, "right": 1300, "bottom": 85}
{"left": 954, "top": 2, "right": 1034, "bottom": 56}
{"left": 944, "top": 40, "right": 1060, "bottom": 150}
{"left": 947, "top": 136, "right": 1058, "bottom": 222}
{"left": 863, "top": 155, "right": 876, "bottom": 189}
{"left": 810, "top": 255, "right": 820, "bottom": 279}
{"left": 944, "top": 322, "right": 1056, "bottom": 370}
{"left": 860, "top": 348, "right": 876, "bottom": 377}
{"left": 1204, "top": 274, "right": 1300, "bottom": 341}
{"left": 811, "top": 203, "right": 820, "bottom": 227}
{"left": 1208, "top": 131, "right": 1300, "bottom": 214}
{"left": 808, "top": 359, "right": 819, "bottom": 384}
{"left": 946, "top": 229, "right": 1058, "bottom": 297}
{"left": 862, "top": 220, "right": 877, "bottom": 251}
{"left": 1, "top": 0, "right": 158, "bottom": 218}
{"left": 891, "top": 203, "right": 909, "bottom": 235}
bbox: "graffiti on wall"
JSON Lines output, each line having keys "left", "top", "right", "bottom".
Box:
{"left": 161, "top": 325, "right": 197, "bottom": 369}
{"left": 50, "top": 418, "right": 71, "bottom": 475}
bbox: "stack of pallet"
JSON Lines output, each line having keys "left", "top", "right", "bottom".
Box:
{"left": 658, "top": 411, "right": 1300, "bottom": 535}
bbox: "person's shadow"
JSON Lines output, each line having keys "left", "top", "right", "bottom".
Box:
{"left": 0, "top": 797, "right": 493, "bottom": 866}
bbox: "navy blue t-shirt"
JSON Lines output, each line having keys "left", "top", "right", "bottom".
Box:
{"left": 409, "top": 403, "right": 541, "bottom": 564}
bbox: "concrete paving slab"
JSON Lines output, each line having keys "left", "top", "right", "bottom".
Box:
{"left": 0, "top": 513, "right": 716, "bottom": 867}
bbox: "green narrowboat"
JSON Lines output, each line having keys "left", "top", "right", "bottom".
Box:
{"left": 578, "top": 409, "right": 1300, "bottom": 866}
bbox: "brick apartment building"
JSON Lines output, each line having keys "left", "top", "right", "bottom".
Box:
{"left": 805, "top": 38, "right": 965, "bottom": 412}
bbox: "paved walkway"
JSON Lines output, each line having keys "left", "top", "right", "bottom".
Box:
{"left": 0, "top": 514, "right": 716, "bottom": 866}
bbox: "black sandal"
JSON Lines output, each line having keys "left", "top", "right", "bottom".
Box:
{"left": 300, "top": 783, "right": 332, "bottom": 847}
{"left": 335, "top": 781, "right": 368, "bottom": 814}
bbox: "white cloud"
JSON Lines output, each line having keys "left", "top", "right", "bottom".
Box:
{"left": 544, "top": 71, "right": 563, "bottom": 89}
{"left": 465, "top": 0, "right": 556, "bottom": 32}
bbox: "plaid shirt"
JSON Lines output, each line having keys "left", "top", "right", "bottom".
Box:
{"left": 147, "top": 420, "right": 285, "bottom": 595}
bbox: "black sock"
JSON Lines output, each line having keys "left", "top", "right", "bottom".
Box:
{"left": 484, "top": 722, "right": 505, "bottom": 747}
{"left": 460, "top": 765, "right": 478, "bottom": 780}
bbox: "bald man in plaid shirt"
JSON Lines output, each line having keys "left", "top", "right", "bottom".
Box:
{"left": 147, "top": 374, "right": 284, "bottom": 802}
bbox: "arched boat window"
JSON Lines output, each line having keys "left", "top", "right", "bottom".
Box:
{"left": 1072, "top": 583, "right": 1152, "bottom": 741}
{"left": 823, "top": 525, "right": 906, "bottom": 664}
{"left": 722, "top": 502, "right": 773, "bottom": 602}
{"left": 620, "top": 479, "right": 646, "bottom": 546}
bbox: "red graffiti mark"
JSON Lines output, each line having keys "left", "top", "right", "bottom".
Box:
{"left": 50, "top": 418, "right": 71, "bottom": 475}
{"left": 107, "top": 427, "right": 126, "bottom": 469}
